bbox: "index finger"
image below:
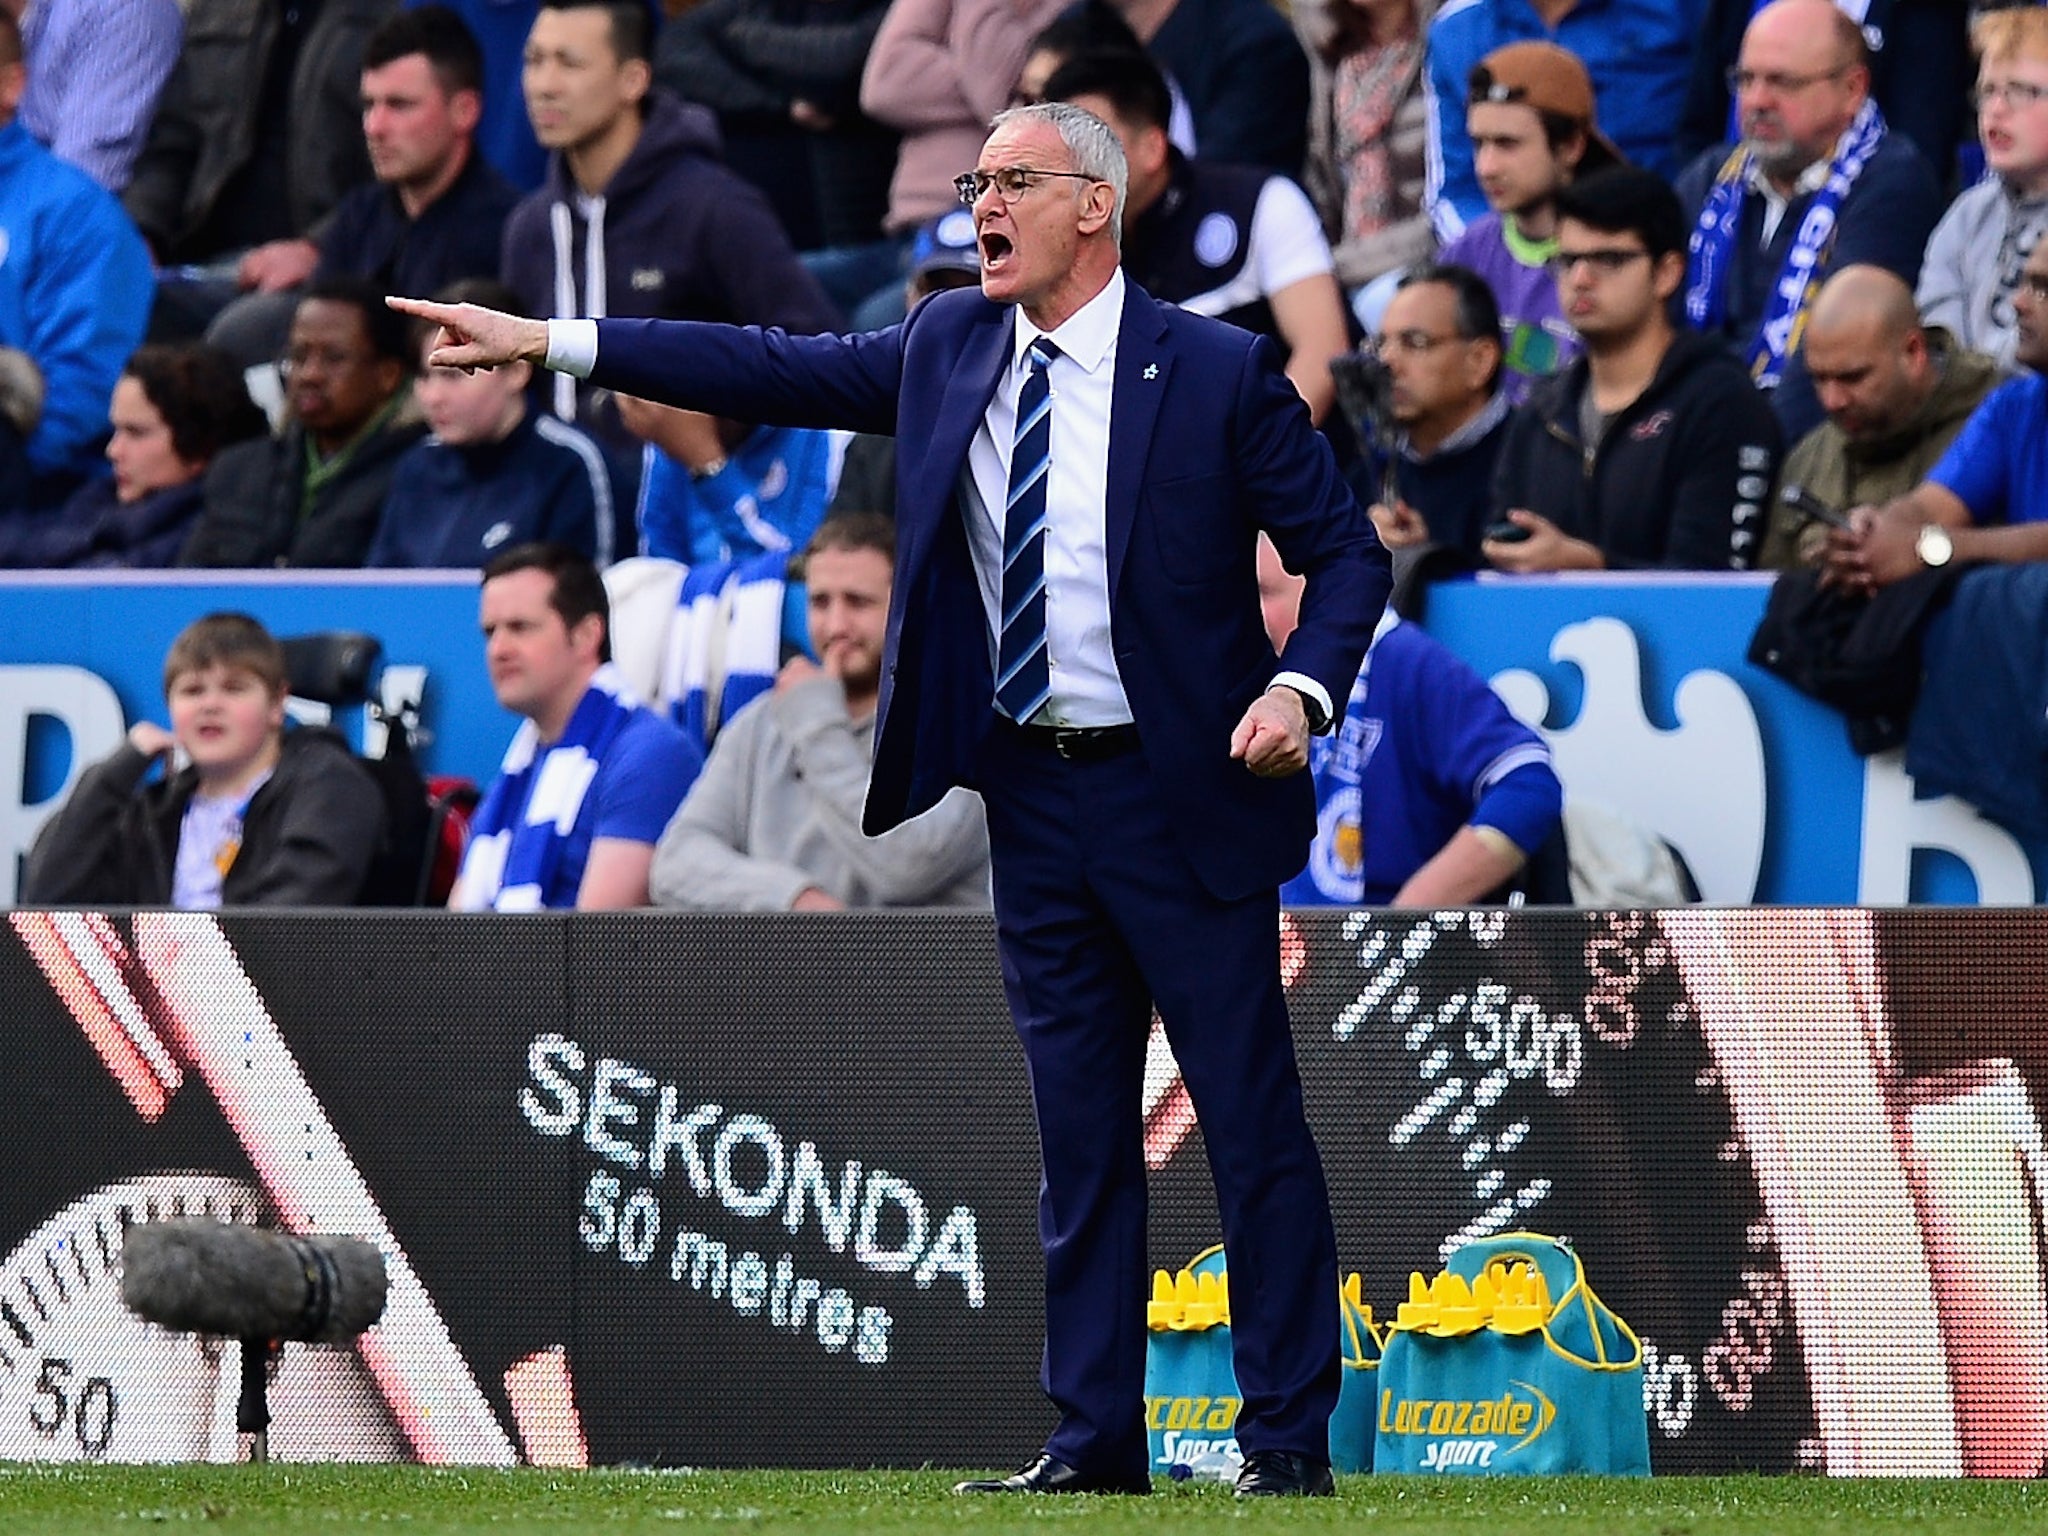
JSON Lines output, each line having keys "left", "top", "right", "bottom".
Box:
{"left": 386, "top": 295, "right": 456, "bottom": 324}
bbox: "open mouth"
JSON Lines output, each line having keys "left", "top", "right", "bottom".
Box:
{"left": 980, "top": 232, "right": 1014, "bottom": 269}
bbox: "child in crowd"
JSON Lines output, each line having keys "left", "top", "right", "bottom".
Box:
{"left": 21, "top": 613, "right": 385, "bottom": 907}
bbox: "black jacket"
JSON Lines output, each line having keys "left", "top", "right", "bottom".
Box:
{"left": 1491, "top": 330, "right": 1783, "bottom": 571}
{"left": 316, "top": 149, "right": 520, "bottom": 296}
{"left": 122, "top": 0, "right": 392, "bottom": 259}
{"left": 179, "top": 412, "right": 427, "bottom": 568}
{"left": 21, "top": 727, "right": 386, "bottom": 907}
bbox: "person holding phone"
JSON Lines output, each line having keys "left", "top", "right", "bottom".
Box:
{"left": 1760, "top": 266, "right": 2000, "bottom": 571}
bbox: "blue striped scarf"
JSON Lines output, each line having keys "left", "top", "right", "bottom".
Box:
{"left": 451, "top": 663, "right": 640, "bottom": 911}
{"left": 1685, "top": 98, "right": 1887, "bottom": 389}
{"left": 661, "top": 550, "right": 789, "bottom": 753}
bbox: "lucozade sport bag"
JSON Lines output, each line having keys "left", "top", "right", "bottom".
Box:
{"left": 1144, "top": 1246, "right": 1384, "bottom": 1480}
{"left": 1374, "top": 1231, "right": 1650, "bottom": 1475}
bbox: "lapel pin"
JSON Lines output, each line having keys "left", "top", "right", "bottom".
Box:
{"left": 1143, "top": 363, "right": 1158, "bottom": 380}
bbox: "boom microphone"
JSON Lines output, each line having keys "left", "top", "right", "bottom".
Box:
{"left": 121, "top": 1219, "right": 389, "bottom": 1343}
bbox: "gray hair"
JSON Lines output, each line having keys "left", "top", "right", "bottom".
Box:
{"left": 987, "top": 101, "right": 1127, "bottom": 249}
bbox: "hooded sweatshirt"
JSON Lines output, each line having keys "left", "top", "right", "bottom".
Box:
{"left": 1491, "top": 329, "right": 1783, "bottom": 571}
{"left": 501, "top": 91, "right": 841, "bottom": 455}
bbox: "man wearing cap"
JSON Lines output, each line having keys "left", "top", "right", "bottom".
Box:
{"left": 1438, "top": 42, "right": 1619, "bottom": 404}
{"left": 1043, "top": 47, "right": 1349, "bottom": 424}
{"left": 1674, "top": 0, "right": 1942, "bottom": 443}
{"left": 1423, "top": 0, "right": 1695, "bottom": 237}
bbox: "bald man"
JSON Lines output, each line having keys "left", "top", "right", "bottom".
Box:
{"left": 1827, "top": 238, "right": 2048, "bottom": 593}
{"left": 1675, "top": 0, "right": 1943, "bottom": 444}
{"left": 1762, "top": 266, "right": 2001, "bottom": 569}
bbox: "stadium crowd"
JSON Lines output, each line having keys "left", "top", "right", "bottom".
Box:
{"left": 7, "top": 0, "right": 2044, "bottom": 910}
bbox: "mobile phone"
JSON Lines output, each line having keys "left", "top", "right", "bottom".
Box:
{"left": 1482, "top": 519, "right": 1533, "bottom": 545}
{"left": 1780, "top": 484, "right": 1854, "bottom": 532}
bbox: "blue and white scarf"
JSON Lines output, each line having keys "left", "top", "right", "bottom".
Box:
{"left": 661, "top": 550, "right": 788, "bottom": 754}
{"left": 451, "top": 663, "right": 640, "bottom": 911}
{"left": 1685, "top": 98, "right": 1887, "bottom": 389}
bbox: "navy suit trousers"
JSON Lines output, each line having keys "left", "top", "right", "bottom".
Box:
{"left": 977, "top": 719, "right": 1342, "bottom": 1482}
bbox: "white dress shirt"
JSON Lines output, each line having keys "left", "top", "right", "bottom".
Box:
{"left": 546, "top": 298, "right": 1333, "bottom": 728}
{"left": 960, "top": 269, "right": 1132, "bottom": 727}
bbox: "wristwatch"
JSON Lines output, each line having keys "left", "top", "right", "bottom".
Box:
{"left": 1915, "top": 524, "right": 1955, "bottom": 569}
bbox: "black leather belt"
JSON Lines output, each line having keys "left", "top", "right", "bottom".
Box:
{"left": 1004, "top": 720, "right": 1142, "bottom": 761}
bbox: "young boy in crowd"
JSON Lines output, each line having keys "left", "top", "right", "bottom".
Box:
{"left": 22, "top": 612, "right": 386, "bottom": 906}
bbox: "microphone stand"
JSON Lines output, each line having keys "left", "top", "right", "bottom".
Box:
{"left": 238, "top": 1338, "right": 280, "bottom": 1463}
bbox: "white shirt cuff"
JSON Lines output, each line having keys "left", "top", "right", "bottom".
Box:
{"left": 545, "top": 319, "right": 599, "bottom": 378}
{"left": 1269, "top": 671, "right": 1334, "bottom": 734}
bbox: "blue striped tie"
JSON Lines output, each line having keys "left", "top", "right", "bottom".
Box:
{"left": 995, "top": 337, "right": 1058, "bottom": 722}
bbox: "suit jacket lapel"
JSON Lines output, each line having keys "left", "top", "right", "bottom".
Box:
{"left": 903, "top": 306, "right": 1010, "bottom": 553}
{"left": 1106, "top": 283, "right": 1173, "bottom": 607}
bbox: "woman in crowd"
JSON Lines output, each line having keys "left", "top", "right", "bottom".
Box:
{"left": 1297, "top": 0, "right": 1436, "bottom": 295}
{"left": 0, "top": 344, "right": 267, "bottom": 568}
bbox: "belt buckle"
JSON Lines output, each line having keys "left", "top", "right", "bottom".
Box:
{"left": 1052, "top": 729, "right": 1082, "bottom": 761}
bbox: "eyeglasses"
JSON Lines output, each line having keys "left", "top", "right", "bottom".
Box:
{"left": 954, "top": 166, "right": 1100, "bottom": 206}
{"left": 277, "top": 345, "right": 373, "bottom": 377}
{"left": 1545, "top": 248, "right": 1652, "bottom": 276}
{"left": 1725, "top": 64, "right": 1849, "bottom": 96}
{"left": 1372, "top": 329, "right": 1461, "bottom": 357}
{"left": 1974, "top": 79, "right": 2048, "bottom": 110}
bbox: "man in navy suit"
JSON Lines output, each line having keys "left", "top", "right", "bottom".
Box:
{"left": 395, "top": 101, "right": 1388, "bottom": 1498}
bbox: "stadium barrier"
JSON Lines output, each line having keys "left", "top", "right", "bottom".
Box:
{"left": 0, "top": 908, "right": 2042, "bottom": 1475}
{"left": 5, "top": 572, "right": 2048, "bottom": 905}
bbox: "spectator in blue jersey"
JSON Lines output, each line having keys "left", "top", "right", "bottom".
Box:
{"left": 1423, "top": 0, "right": 1698, "bottom": 239}
{"left": 1259, "top": 535, "right": 1561, "bottom": 905}
{"left": 618, "top": 394, "right": 837, "bottom": 565}
{"left": 452, "top": 541, "right": 703, "bottom": 909}
{"left": 0, "top": 8, "right": 153, "bottom": 504}
{"left": 12, "top": 0, "right": 183, "bottom": 194}
{"left": 370, "top": 280, "right": 617, "bottom": 568}
{"left": 1825, "top": 238, "right": 2048, "bottom": 593}
{"left": 1045, "top": 48, "right": 1349, "bottom": 424}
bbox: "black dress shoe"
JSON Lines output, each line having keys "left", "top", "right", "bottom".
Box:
{"left": 1233, "top": 1450, "right": 1335, "bottom": 1498}
{"left": 953, "top": 1453, "right": 1151, "bottom": 1495}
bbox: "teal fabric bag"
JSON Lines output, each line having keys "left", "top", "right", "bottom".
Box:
{"left": 1374, "top": 1232, "right": 1650, "bottom": 1476}
{"left": 1144, "top": 1245, "right": 1244, "bottom": 1483}
{"left": 1144, "top": 1246, "right": 1382, "bottom": 1481}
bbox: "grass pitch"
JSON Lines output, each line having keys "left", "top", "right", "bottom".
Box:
{"left": 0, "top": 1467, "right": 2045, "bottom": 1534}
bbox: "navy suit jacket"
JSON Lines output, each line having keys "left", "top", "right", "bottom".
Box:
{"left": 588, "top": 281, "right": 1389, "bottom": 901}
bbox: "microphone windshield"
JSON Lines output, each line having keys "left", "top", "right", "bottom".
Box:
{"left": 122, "top": 1219, "right": 389, "bottom": 1343}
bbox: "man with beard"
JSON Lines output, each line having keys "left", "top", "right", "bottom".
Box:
{"left": 650, "top": 512, "right": 992, "bottom": 911}
{"left": 1675, "top": 0, "right": 1941, "bottom": 443}
{"left": 1761, "top": 266, "right": 2000, "bottom": 571}
{"left": 1827, "top": 240, "right": 2048, "bottom": 591}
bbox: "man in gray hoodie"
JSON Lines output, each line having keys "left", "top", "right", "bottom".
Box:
{"left": 649, "top": 511, "right": 992, "bottom": 912}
